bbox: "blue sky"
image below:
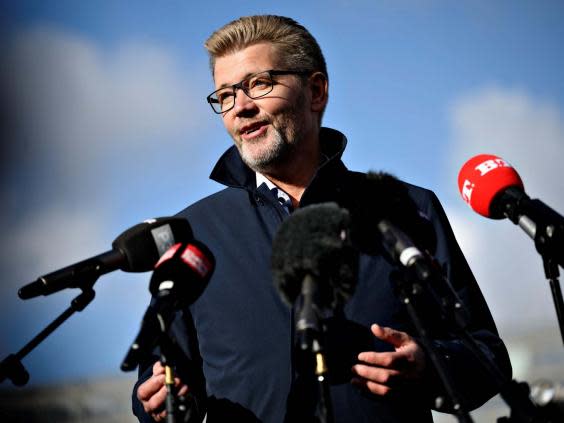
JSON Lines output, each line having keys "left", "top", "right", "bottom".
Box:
{"left": 1, "top": 0, "right": 564, "bottom": 387}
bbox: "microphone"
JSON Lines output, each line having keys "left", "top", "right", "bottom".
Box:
{"left": 350, "top": 171, "right": 437, "bottom": 258}
{"left": 377, "top": 219, "right": 435, "bottom": 282}
{"left": 18, "top": 217, "right": 193, "bottom": 299}
{"left": 458, "top": 154, "right": 564, "bottom": 265}
{"left": 272, "top": 203, "right": 358, "bottom": 309}
{"left": 121, "top": 240, "right": 214, "bottom": 371}
{"left": 272, "top": 203, "right": 358, "bottom": 351}
{"left": 351, "top": 172, "right": 469, "bottom": 326}
{"left": 377, "top": 218, "right": 470, "bottom": 328}
{"left": 457, "top": 154, "right": 524, "bottom": 219}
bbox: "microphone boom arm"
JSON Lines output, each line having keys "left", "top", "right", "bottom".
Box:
{"left": 0, "top": 272, "right": 99, "bottom": 386}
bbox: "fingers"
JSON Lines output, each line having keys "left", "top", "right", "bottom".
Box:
{"left": 357, "top": 350, "right": 398, "bottom": 368}
{"left": 351, "top": 363, "right": 399, "bottom": 396}
{"left": 352, "top": 363, "right": 400, "bottom": 384}
{"left": 140, "top": 380, "right": 168, "bottom": 415}
{"left": 351, "top": 377, "right": 393, "bottom": 396}
{"left": 137, "top": 363, "right": 190, "bottom": 420}
{"left": 177, "top": 383, "right": 189, "bottom": 397}
{"left": 153, "top": 360, "right": 165, "bottom": 375}
{"left": 152, "top": 409, "right": 168, "bottom": 422}
{"left": 370, "top": 324, "right": 410, "bottom": 348}
{"left": 137, "top": 373, "right": 166, "bottom": 404}
{"left": 351, "top": 324, "right": 427, "bottom": 396}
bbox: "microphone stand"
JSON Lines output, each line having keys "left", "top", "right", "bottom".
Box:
{"left": 408, "top": 262, "right": 552, "bottom": 423}
{"left": 543, "top": 256, "right": 564, "bottom": 348}
{"left": 501, "top": 190, "right": 564, "bottom": 346}
{"left": 390, "top": 270, "right": 475, "bottom": 423}
{"left": 153, "top": 310, "right": 198, "bottom": 423}
{"left": 121, "top": 308, "right": 203, "bottom": 423}
{"left": 159, "top": 331, "right": 181, "bottom": 423}
{"left": 312, "top": 338, "right": 334, "bottom": 423}
{"left": 293, "top": 275, "right": 335, "bottom": 423}
{"left": 0, "top": 275, "right": 98, "bottom": 386}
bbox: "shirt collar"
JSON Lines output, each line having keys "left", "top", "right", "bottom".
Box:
{"left": 255, "top": 172, "right": 276, "bottom": 190}
{"left": 255, "top": 172, "right": 292, "bottom": 203}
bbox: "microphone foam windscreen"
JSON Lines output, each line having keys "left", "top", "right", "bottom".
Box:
{"left": 271, "top": 203, "right": 358, "bottom": 309}
{"left": 112, "top": 217, "right": 193, "bottom": 272}
{"left": 458, "top": 154, "right": 524, "bottom": 218}
{"left": 353, "top": 172, "right": 437, "bottom": 256}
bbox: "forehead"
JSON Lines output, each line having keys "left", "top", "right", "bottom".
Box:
{"left": 213, "top": 42, "right": 281, "bottom": 88}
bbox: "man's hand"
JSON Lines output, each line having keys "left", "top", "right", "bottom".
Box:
{"left": 351, "top": 324, "right": 426, "bottom": 396}
{"left": 136, "top": 361, "right": 189, "bottom": 422}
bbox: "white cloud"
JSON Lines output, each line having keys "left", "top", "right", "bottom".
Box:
{"left": 3, "top": 26, "right": 206, "bottom": 179}
{"left": 448, "top": 86, "right": 564, "bottom": 200}
{"left": 3, "top": 206, "right": 109, "bottom": 280}
{"left": 446, "top": 86, "right": 564, "bottom": 333}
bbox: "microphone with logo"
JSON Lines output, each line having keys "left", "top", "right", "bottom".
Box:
{"left": 458, "top": 154, "right": 564, "bottom": 347}
{"left": 121, "top": 240, "right": 214, "bottom": 371}
{"left": 368, "top": 171, "right": 547, "bottom": 421}
{"left": 458, "top": 154, "right": 564, "bottom": 267}
{"left": 18, "top": 217, "right": 193, "bottom": 299}
{"left": 122, "top": 240, "right": 214, "bottom": 423}
{"left": 0, "top": 217, "right": 193, "bottom": 387}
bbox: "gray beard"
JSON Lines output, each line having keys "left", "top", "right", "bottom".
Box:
{"left": 237, "top": 90, "right": 307, "bottom": 173}
{"left": 239, "top": 127, "right": 296, "bottom": 173}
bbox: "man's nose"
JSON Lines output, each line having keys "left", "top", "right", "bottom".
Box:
{"left": 232, "top": 88, "right": 257, "bottom": 115}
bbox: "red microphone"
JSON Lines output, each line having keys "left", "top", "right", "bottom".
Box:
{"left": 458, "top": 154, "right": 564, "bottom": 267}
{"left": 458, "top": 154, "right": 524, "bottom": 218}
{"left": 121, "top": 240, "right": 214, "bottom": 371}
{"left": 150, "top": 240, "right": 214, "bottom": 305}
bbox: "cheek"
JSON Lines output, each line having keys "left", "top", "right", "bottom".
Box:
{"left": 222, "top": 116, "right": 235, "bottom": 133}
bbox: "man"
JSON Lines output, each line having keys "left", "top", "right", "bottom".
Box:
{"left": 133, "top": 15, "right": 511, "bottom": 422}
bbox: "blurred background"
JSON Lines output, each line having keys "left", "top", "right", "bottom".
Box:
{"left": 1, "top": 1, "right": 563, "bottom": 422}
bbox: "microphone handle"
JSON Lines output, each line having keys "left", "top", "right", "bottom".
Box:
{"left": 296, "top": 274, "right": 321, "bottom": 352}
{"left": 18, "top": 249, "right": 124, "bottom": 299}
{"left": 517, "top": 215, "right": 536, "bottom": 239}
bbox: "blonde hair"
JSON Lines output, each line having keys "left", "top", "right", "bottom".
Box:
{"left": 205, "top": 15, "right": 327, "bottom": 81}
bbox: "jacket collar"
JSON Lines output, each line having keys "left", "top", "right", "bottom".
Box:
{"left": 209, "top": 127, "right": 348, "bottom": 192}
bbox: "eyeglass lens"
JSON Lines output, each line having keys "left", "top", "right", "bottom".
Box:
{"left": 211, "top": 71, "right": 274, "bottom": 113}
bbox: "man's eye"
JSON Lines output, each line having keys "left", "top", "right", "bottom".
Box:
{"left": 217, "top": 91, "right": 234, "bottom": 104}
{"left": 249, "top": 77, "right": 271, "bottom": 89}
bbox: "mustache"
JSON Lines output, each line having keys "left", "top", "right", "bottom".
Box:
{"left": 235, "top": 118, "right": 271, "bottom": 134}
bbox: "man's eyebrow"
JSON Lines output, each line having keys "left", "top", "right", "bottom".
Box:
{"left": 217, "top": 72, "right": 258, "bottom": 89}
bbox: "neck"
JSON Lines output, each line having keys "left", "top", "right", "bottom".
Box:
{"left": 262, "top": 135, "right": 321, "bottom": 208}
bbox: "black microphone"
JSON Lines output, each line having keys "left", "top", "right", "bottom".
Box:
{"left": 352, "top": 173, "right": 469, "bottom": 326}
{"left": 272, "top": 203, "right": 358, "bottom": 350}
{"left": 377, "top": 218, "right": 470, "bottom": 328}
{"left": 349, "top": 171, "right": 437, "bottom": 258}
{"left": 121, "top": 240, "right": 214, "bottom": 371}
{"left": 18, "top": 217, "right": 193, "bottom": 299}
{"left": 377, "top": 219, "right": 434, "bottom": 282}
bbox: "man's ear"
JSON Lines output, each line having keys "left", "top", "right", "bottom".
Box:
{"left": 309, "top": 72, "right": 328, "bottom": 113}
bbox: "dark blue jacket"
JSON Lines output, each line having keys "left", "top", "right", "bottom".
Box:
{"left": 133, "top": 128, "right": 511, "bottom": 422}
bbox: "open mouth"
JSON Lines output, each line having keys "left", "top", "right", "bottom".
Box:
{"left": 240, "top": 121, "right": 267, "bottom": 137}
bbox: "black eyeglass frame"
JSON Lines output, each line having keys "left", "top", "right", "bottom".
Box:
{"left": 206, "top": 69, "right": 311, "bottom": 114}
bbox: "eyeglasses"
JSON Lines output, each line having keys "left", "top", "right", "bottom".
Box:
{"left": 206, "top": 69, "right": 310, "bottom": 114}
